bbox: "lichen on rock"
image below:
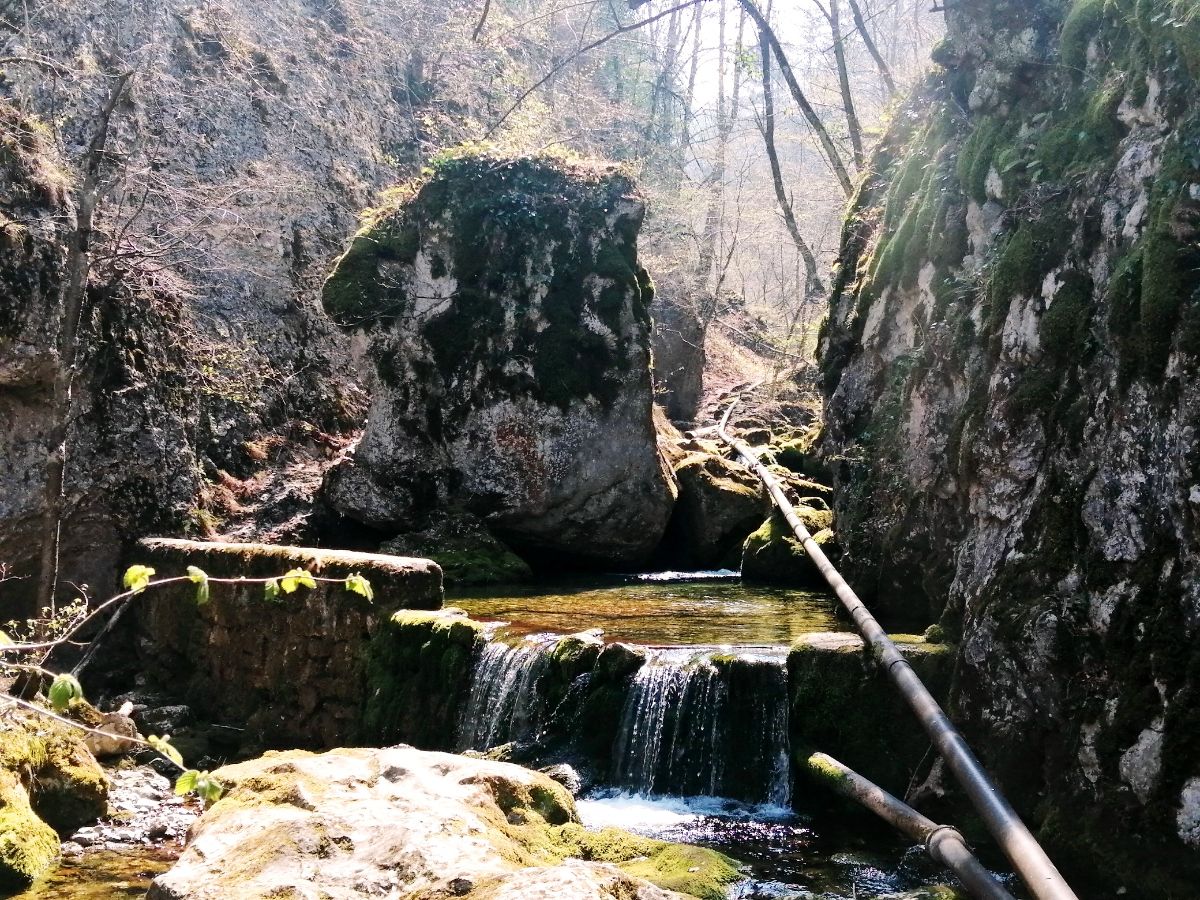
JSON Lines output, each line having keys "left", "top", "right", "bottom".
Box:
{"left": 320, "top": 149, "right": 677, "bottom": 567}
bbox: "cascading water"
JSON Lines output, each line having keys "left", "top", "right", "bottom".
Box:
{"left": 456, "top": 636, "right": 553, "bottom": 750}
{"left": 611, "top": 649, "right": 791, "bottom": 805}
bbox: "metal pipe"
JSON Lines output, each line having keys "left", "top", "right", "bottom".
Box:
{"left": 804, "top": 752, "right": 1015, "bottom": 900}
{"left": 717, "top": 404, "right": 1079, "bottom": 900}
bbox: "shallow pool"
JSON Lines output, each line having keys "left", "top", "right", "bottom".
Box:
{"left": 450, "top": 573, "right": 846, "bottom": 646}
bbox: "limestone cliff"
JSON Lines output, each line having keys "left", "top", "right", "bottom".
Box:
{"left": 820, "top": 0, "right": 1200, "bottom": 893}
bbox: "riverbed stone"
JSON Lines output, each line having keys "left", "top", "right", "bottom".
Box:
{"left": 741, "top": 507, "right": 837, "bottom": 586}
{"left": 380, "top": 511, "right": 532, "bottom": 588}
{"left": 147, "top": 746, "right": 739, "bottom": 900}
{"left": 320, "top": 152, "right": 677, "bottom": 568}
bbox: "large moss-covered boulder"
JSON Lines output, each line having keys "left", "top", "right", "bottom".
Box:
{"left": 321, "top": 151, "right": 677, "bottom": 567}
{"left": 663, "top": 452, "right": 767, "bottom": 568}
{"left": 741, "top": 507, "right": 837, "bottom": 586}
{"left": 0, "top": 713, "right": 109, "bottom": 889}
{"left": 147, "top": 747, "right": 739, "bottom": 900}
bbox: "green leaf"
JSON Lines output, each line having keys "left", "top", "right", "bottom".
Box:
{"left": 48, "top": 673, "right": 83, "bottom": 712}
{"left": 187, "top": 566, "right": 210, "bottom": 605}
{"left": 196, "top": 771, "right": 224, "bottom": 805}
{"left": 175, "top": 769, "right": 224, "bottom": 805}
{"left": 175, "top": 770, "right": 199, "bottom": 796}
{"left": 148, "top": 734, "right": 184, "bottom": 767}
{"left": 264, "top": 578, "right": 281, "bottom": 601}
{"left": 122, "top": 564, "right": 156, "bottom": 594}
{"left": 0, "top": 631, "right": 13, "bottom": 647}
{"left": 280, "top": 568, "right": 316, "bottom": 594}
{"left": 344, "top": 573, "right": 374, "bottom": 602}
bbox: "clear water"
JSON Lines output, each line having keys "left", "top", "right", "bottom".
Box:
{"left": 450, "top": 574, "right": 845, "bottom": 646}
{"left": 9, "top": 848, "right": 177, "bottom": 899}
{"left": 611, "top": 648, "right": 791, "bottom": 805}
{"left": 578, "top": 793, "right": 990, "bottom": 899}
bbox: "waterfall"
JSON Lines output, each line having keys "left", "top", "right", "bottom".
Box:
{"left": 456, "top": 637, "right": 552, "bottom": 750}
{"left": 612, "top": 649, "right": 791, "bottom": 805}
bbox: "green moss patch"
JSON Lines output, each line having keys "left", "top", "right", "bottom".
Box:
{"left": 382, "top": 513, "right": 532, "bottom": 588}
{"left": 789, "top": 634, "right": 955, "bottom": 797}
{"left": 358, "top": 609, "right": 484, "bottom": 747}
{"left": 0, "top": 773, "right": 60, "bottom": 893}
{"left": 741, "top": 508, "right": 835, "bottom": 587}
{"left": 0, "top": 714, "right": 109, "bottom": 890}
{"left": 322, "top": 150, "right": 652, "bottom": 414}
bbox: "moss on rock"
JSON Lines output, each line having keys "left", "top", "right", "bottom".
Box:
{"left": 0, "top": 772, "right": 60, "bottom": 892}
{"left": 661, "top": 451, "right": 766, "bottom": 568}
{"left": 741, "top": 507, "right": 837, "bottom": 587}
{"left": 381, "top": 512, "right": 532, "bottom": 588}
{"left": 0, "top": 713, "right": 109, "bottom": 889}
{"left": 179, "top": 747, "right": 738, "bottom": 900}
{"left": 789, "top": 633, "right": 955, "bottom": 797}
{"left": 322, "top": 150, "right": 651, "bottom": 414}
{"left": 359, "top": 608, "right": 485, "bottom": 747}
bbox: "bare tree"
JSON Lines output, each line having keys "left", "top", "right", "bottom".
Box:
{"left": 847, "top": 0, "right": 896, "bottom": 97}
{"left": 735, "top": 0, "right": 852, "bottom": 196}
{"left": 755, "top": 10, "right": 823, "bottom": 300}
{"left": 36, "top": 71, "right": 132, "bottom": 615}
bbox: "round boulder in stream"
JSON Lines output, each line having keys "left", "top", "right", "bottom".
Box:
{"left": 146, "top": 746, "right": 739, "bottom": 900}
{"left": 320, "top": 151, "right": 677, "bottom": 567}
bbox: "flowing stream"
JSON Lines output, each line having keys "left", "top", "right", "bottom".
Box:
{"left": 451, "top": 573, "right": 1009, "bottom": 899}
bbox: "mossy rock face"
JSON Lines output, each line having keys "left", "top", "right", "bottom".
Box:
{"left": 817, "top": 1, "right": 1200, "bottom": 890}
{"left": 148, "top": 746, "right": 738, "bottom": 900}
{"left": 741, "top": 508, "right": 838, "bottom": 587}
{"left": 320, "top": 150, "right": 677, "bottom": 569}
{"left": 660, "top": 451, "right": 767, "bottom": 568}
{"left": 770, "top": 425, "right": 832, "bottom": 484}
{"left": 0, "top": 772, "right": 60, "bottom": 892}
{"left": 359, "top": 608, "right": 485, "bottom": 748}
{"left": 788, "top": 633, "right": 955, "bottom": 798}
{"left": 381, "top": 511, "right": 532, "bottom": 588}
{"left": 0, "top": 713, "right": 110, "bottom": 889}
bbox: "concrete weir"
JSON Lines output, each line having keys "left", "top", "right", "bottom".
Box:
{"left": 114, "top": 538, "right": 442, "bottom": 749}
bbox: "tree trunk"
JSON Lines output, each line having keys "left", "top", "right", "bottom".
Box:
{"left": 757, "top": 19, "right": 823, "bottom": 299}
{"left": 847, "top": 0, "right": 896, "bottom": 96}
{"left": 36, "top": 72, "right": 132, "bottom": 616}
{"left": 736, "top": 0, "right": 852, "bottom": 196}
{"left": 828, "top": 0, "right": 864, "bottom": 168}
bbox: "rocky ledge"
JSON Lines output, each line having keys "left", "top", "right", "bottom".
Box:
{"left": 147, "top": 746, "right": 740, "bottom": 900}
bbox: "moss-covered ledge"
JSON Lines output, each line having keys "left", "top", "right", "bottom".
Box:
{"left": 788, "top": 631, "right": 955, "bottom": 797}
{"left": 359, "top": 608, "right": 486, "bottom": 748}
{"left": 115, "top": 539, "right": 444, "bottom": 751}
